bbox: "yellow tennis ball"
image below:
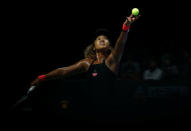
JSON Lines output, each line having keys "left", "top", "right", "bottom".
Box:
{"left": 132, "top": 8, "right": 139, "bottom": 16}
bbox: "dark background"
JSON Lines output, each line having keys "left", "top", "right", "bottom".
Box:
{"left": 1, "top": 1, "right": 191, "bottom": 129}
{"left": 2, "top": 0, "right": 191, "bottom": 119}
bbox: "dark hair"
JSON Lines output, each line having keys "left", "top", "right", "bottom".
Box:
{"left": 95, "top": 28, "right": 111, "bottom": 38}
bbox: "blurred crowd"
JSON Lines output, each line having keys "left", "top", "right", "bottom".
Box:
{"left": 119, "top": 48, "right": 191, "bottom": 81}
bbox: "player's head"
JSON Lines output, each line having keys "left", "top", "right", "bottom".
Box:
{"left": 84, "top": 29, "right": 113, "bottom": 59}
{"left": 84, "top": 35, "right": 113, "bottom": 59}
{"left": 94, "top": 35, "right": 110, "bottom": 51}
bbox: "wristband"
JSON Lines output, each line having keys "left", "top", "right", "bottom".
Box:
{"left": 122, "top": 24, "right": 130, "bottom": 31}
{"left": 38, "top": 74, "right": 46, "bottom": 81}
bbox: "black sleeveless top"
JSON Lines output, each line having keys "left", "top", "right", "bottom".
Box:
{"left": 87, "top": 59, "right": 118, "bottom": 81}
{"left": 86, "top": 59, "right": 118, "bottom": 113}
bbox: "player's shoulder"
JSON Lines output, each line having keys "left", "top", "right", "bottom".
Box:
{"left": 77, "top": 58, "right": 94, "bottom": 69}
{"left": 79, "top": 58, "right": 93, "bottom": 64}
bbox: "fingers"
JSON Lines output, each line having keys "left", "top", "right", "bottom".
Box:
{"left": 129, "top": 14, "right": 134, "bottom": 18}
{"left": 126, "top": 14, "right": 133, "bottom": 20}
{"left": 127, "top": 15, "right": 141, "bottom": 22}
{"left": 132, "top": 15, "right": 140, "bottom": 22}
{"left": 126, "top": 14, "right": 140, "bottom": 20}
{"left": 125, "top": 14, "right": 141, "bottom": 25}
{"left": 135, "top": 15, "right": 141, "bottom": 20}
{"left": 132, "top": 17, "right": 136, "bottom": 21}
{"left": 31, "top": 81, "right": 36, "bottom": 86}
{"left": 31, "top": 78, "right": 40, "bottom": 86}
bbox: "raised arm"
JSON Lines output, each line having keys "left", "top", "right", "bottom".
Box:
{"left": 106, "top": 14, "right": 140, "bottom": 73}
{"left": 111, "top": 14, "right": 139, "bottom": 62}
{"left": 31, "top": 59, "right": 92, "bottom": 86}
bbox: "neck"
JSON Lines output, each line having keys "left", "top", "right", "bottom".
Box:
{"left": 95, "top": 51, "right": 107, "bottom": 63}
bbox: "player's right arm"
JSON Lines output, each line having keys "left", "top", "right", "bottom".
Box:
{"left": 31, "top": 59, "right": 92, "bottom": 86}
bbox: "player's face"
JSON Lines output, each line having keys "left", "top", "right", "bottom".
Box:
{"left": 94, "top": 35, "right": 110, "bottom": 51}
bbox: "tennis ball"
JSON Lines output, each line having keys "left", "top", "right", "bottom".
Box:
{"left": 132, "top": 8, "right": 139, "bottom": 16}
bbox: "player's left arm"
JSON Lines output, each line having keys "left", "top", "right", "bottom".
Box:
{"left": 106, "top": 14, "right": 140, "bottom": 73}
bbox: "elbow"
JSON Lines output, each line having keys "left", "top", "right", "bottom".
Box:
{"left": 56, "top": 68, "right": 65, "bottom": 76}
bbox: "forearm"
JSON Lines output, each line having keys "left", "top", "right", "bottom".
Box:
{"left": 45, "top": 68, "right": 64, "bottom": 80}
{"left": 43, "top": 63, "right": 87, "bottom": 80}
{"left": 31, "top": 68, "right": 66, "bottom": 86}
{"left": 45, "top": 67, "right": 80, "bottom": 80}
{"left": 115, "top": 31, "right": 128, "bottom": 52}
{"left": 111, "top": 14, "right": 139, "bottom": 61}
{"left": 113, "top": 31, "right": 129, "bottom": 61}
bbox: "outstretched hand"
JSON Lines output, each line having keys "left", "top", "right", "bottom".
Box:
{"left": 124, "top": 14, "right": 140, "bottom": 25}
{"left": 31, "top": 78, "right": 40, "bottom": 86}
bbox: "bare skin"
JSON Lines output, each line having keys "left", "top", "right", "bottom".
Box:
{"left": 31, "top": 14, "right": 140, "bottom": 86}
